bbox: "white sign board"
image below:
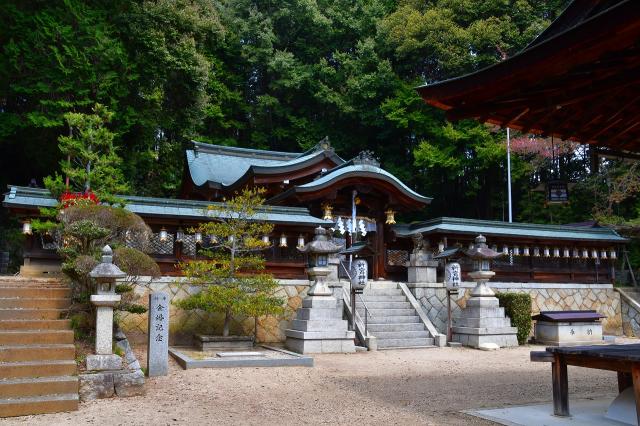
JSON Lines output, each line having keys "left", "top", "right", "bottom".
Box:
{"left": 350, "top": 259, "right": 368, "bottom": 291}
{"left": 445, "top": 262, "right": 461, "bottom": 290}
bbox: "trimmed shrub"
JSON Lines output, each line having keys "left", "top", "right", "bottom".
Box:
{"left": 496, "top": 292, "right": 532, "bottom": 345}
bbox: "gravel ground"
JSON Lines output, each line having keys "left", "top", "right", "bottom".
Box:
{"left": 4, "top": 343, "right": 626, "bottom": 426}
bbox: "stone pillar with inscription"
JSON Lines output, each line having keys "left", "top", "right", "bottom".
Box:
{"left": 147, "top": 292, "right": 169, "bottom": 376}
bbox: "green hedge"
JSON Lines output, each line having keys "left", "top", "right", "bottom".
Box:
{"left": 496, "top": 292, "right": 532, "bottom": 345}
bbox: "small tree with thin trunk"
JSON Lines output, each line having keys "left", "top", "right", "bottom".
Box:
{"left": 175, "top": 188, "right": 284, "bottom": 337}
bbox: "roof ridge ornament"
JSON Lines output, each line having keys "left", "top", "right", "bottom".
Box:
{"left": 352, "top": 150, "right": 380, "bottom": 167}
{"left": 316, "top": 136, "right": 333, "bottom": 152}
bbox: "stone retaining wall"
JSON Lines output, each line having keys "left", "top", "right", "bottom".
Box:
{"left": 117, "top": 277, "right": 311, "bottom": 345}
{"left": 618, "top": 289, "right": 640, "bottom": 337}
{"left": 409, "top": 282, "right": 622, "bottom": 336}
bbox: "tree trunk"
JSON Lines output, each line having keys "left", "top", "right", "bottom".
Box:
{"left": 223, "top": 308, "right": 231, "bottom": 337}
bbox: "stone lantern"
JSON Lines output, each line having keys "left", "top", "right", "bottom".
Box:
{"left": 451, "top": 235, "right": 518, "bottom": 349}
{"left": 285, "top": 227, "right": 355, "bottom": 353}
{"left": 87, "top": 245, "right": 126, "bottom": 370}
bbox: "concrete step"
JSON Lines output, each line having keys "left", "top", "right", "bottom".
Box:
{"left": 0, "top": 376, "right": 78, "bottom": 398}
{"left": 358, "top": 308, "right": 416, "bottom": 317}
{"left": 367, "top": 323, "right": 426, "bottom": 332}
{"left": 0, "top": 344, "right": 75, "bottom": 362}
{"left": 0, "top": 287, "right": 71, "bottom": 298}
{"left": 0, "top": 298, "right": 71, "bottom": 309}
{"left": 0, "top": 393, "right": 78, "bottom": 417}
{"left": 0, "top": 280, "right": 65, "bottom": 288}
{"left": 359, "top": 295, "right": 407, "bottom": 302}
{"left": 371, "top": 330, "right": 430, "bottom": 339}
{"left": 366, "top": 315, "right": 420, "bottom": 324}
{"left": 363, "top": 289, "right": 404, "bottom": 296}
{"left": 0, "top": 330, "right": 74, "bottom": 345}
{"left": 0, "top": 360, "right": 77, "bottom": 379}
{"left": 0, "top": 309, "right": 66, "bottom": 320}
{"left": 377, "top": 337, "right": 435, "bottom": 348}
{"left": 365, "top": 281, "right": 399, "bottom": 290}
{"left": 0, "top": 319, "right": 72, "bottom": 330}
{"left": 356, "top": 301, "right": 411, "bottom": 309}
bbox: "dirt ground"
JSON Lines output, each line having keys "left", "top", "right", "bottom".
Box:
{"left": 4, "top": 342, "right": 627, "bottom": 426}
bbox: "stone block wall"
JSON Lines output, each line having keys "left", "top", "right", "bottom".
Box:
{"left": 618, "top": 289, "right": 640, "bottom": 337}
{"left": 117, "top": 277, "right": 310, "bottom": 345}
{"left": 409, "top": 282, "right": 622, "bottom": 336}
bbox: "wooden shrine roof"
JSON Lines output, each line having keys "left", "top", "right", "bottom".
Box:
{"left": 416, "top": 0, "right": 640, "bottom": 152}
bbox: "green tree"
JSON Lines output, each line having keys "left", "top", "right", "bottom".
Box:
{"left": 176, "top": 188, "right": 284, "bottom": 337}
{"left": 53, "top": 104, "right": 128, "bottom": 204}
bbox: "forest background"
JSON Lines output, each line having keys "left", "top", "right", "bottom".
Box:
{"left": 2, "top": 0, "right": 639, "bottom": 266}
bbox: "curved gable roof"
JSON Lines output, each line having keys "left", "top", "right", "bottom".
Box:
{"left": 186, "top": 141, "right": 344, "bottom": 189}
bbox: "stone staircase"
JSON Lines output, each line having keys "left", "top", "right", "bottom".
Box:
{"left": 357, "top": 282, "right": 435, "bottom": 349}
{"left": 0, "top": 277, "right": 79, "bottom": 417}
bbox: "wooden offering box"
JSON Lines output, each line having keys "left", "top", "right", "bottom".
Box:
{"left": 533, "top": 311, "right": 605, "bottom": 346}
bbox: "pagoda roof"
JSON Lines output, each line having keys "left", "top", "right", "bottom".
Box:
{"left": 267, "top": 153, "right": 432, "bottom": 208}
{"left": 3, "top": 186, "right": 331, "bottom": 226}
{"left": 186, "top": 139, "right": 344, "bottom": 190}
{"left": 415, "top": 0, "right": 640, "bottom": 152}
{"left": 393, "top": 217, "right": 627, "bottom": 243}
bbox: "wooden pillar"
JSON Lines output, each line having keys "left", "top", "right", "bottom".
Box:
{"left": 376, "top": 222, "right": 385, "bottom": 279}
{"left": 552, "top": 354, "right": 570, "bottom": 417}
{"left": 618, "top": 371, "right": 633, "bottom": 393}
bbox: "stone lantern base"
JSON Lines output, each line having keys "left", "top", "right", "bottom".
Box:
{"left": 451, "top": 295, "right": 518, "bottom": 349}
{"left": 285, "top": 296, "right": 356, "bottom": 354}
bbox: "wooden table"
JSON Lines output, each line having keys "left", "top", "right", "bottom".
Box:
{"left": 541, "top": 344, "right": 640, "bottom": 422}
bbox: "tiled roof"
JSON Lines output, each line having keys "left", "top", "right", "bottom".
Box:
{"left": 3, "top": 186, "right": 331, "bottom": 226}
{"left": 393, "top": 217, "right": 628, "bottom": 243}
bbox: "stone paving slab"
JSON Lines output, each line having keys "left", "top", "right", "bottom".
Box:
{"left": 169, "top": 345, "right": 313, "bottom": 369}
{"left": 466, "top": 396, "right": 623, "bottom": 426}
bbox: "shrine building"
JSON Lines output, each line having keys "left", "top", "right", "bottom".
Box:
{"left": 3, "top": 139, "right": 627, "bottom": 283}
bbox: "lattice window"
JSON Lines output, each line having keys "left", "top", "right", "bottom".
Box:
{"left": 386, "top": 249, "right": 408, "bottom": 266}
{"left": 124, "top": 232, "right": 147, "bottom": 251}
{"left": 40, "top": 231, "right": 62, "bottom": 251}
{"left": 181, "top": 234, "right": 197, "bottom": 256}
{"left": 149, "top": 233, "right": 174, "bottom": 255}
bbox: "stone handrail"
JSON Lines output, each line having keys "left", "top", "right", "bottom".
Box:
{"left": 397, "top": 282, "right": 445, "bottom": 346}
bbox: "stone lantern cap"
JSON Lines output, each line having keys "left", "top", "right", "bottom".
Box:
{"left": 90, "top": 245, "right": 126, "bottom": 279}
{"left": 297, "top": 227, "right": 342, "bottom": 255}
{"left": 463, "top": 235, "right": 503, "bottom": 260}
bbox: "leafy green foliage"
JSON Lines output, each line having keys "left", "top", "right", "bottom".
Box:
{"left": 175, "top": 188, "right": 284, "bottom": 337}
{"left": 496, "top": 292, "right": 532, "bottom": 345}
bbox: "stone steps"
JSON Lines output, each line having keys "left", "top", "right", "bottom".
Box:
{"left": 367, "top": 323, "right": 426, "bottom": 332}
{"left": 0, "top": 394, "right": 79, "bottom": 417}
{"left": 0, "top": 309, "right": 66, "bottom": 320}
{"left": 0, "top": 277, "right": 78, "bottom": 417}
{"left": 366, "top": 315, "right": 421, "bottom": 324}
{"left": 377, "top": 337, "right": 434, "bottom": 349}
{"left": 356, "top": 301, "right": 411, "bottom": 309}
{"left": 363, "top": 289, "right": 404, "bottom": 296}
{"left": 0, "top": 344, "right": 76, "bottom": 362}
{"left": 0, "top": 287, "right": 71, "bottom": 298}
{"left": 0, "top": 376, "right": 78, "bottom": 398}
{"left": 371, "top": 330, "right": 430, "bottom": 339}
{"left": 359, "top": 295, "right": 407, "bottom": 302}
{"left": 0, "top": 330, "right": 75, "bottom": 345}
{"left": 0, "top": 319, "right": 72, "bottom": 330}
{"left": 358, "top": 308, "right": 416, "bottom": 317}
{"left": 0, "top": 298, "right": 71, "bottom": 309}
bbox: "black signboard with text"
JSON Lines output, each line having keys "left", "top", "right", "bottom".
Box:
{"left": 547, "top": 181, "right": 569, "bottom": 203}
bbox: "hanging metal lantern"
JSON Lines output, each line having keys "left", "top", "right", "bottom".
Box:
{"left": 279, "top": 233, "right": 288, "bottom": 248}
{"left": 591, "top": 249, "right": 598, "bottom": 259}
{"left": 491, "top": 244, "right": 498, "bottom": 252}
{"left": 208, "top": 234, "right": 218, "bottom": 244}
{"left": 176, "top": 227, "right": 184, "bottom": 243}
{"left": 502, "top": 246, "right": 509, "bottom": 256}
{"left": 22, "top": 220, "right": 32, "bottom": 235}
{"left": 553, "top": 247, "right": 560, "bottom": 258}
{"left": 523, "top": 246, "right": 530, "bottom": 256}
{"left": 194, "top": 231, "right": 202, "bottom": 244}
{"left": 322, "top": 203, "right": 333, "bottom": 221}
{"left": 600, "top": 249, "right": 607, "bottom": 259}
{"left": 385, "top": 209, "right": 396, "bottom": 225}
{"left": 543, "top": 247, "right": 550, "bottom": 257}
{"left": 610, "top": 248, "right": 617, "bottom": 260}
{"left": 573, "top": 248, "right": 580, "bottom": 258}
{"left": 438, "top": 241, "right": 445, "bottom": 252}
{"left": 563, "top": 248, "right": 570, "bottom": 258}
{"left": 159, "top": 227, "right": 168, "bottom": 242}
{"left": 582, "top": 248, "right": 589, "bottom": 258}
{"left": 513, "top": 246, "right": 520, "bottom": 256}
{"left": 262, "top": 235, "right": 270, "bottom": 244}
{"left": 297, "top": 234, "right": 305, "bottom": 248}
{"left": 228, "top": 235, "right": 235, "bottom": 245}
{"left": 533, "top": 247, "right": 540, "bottom": 257}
